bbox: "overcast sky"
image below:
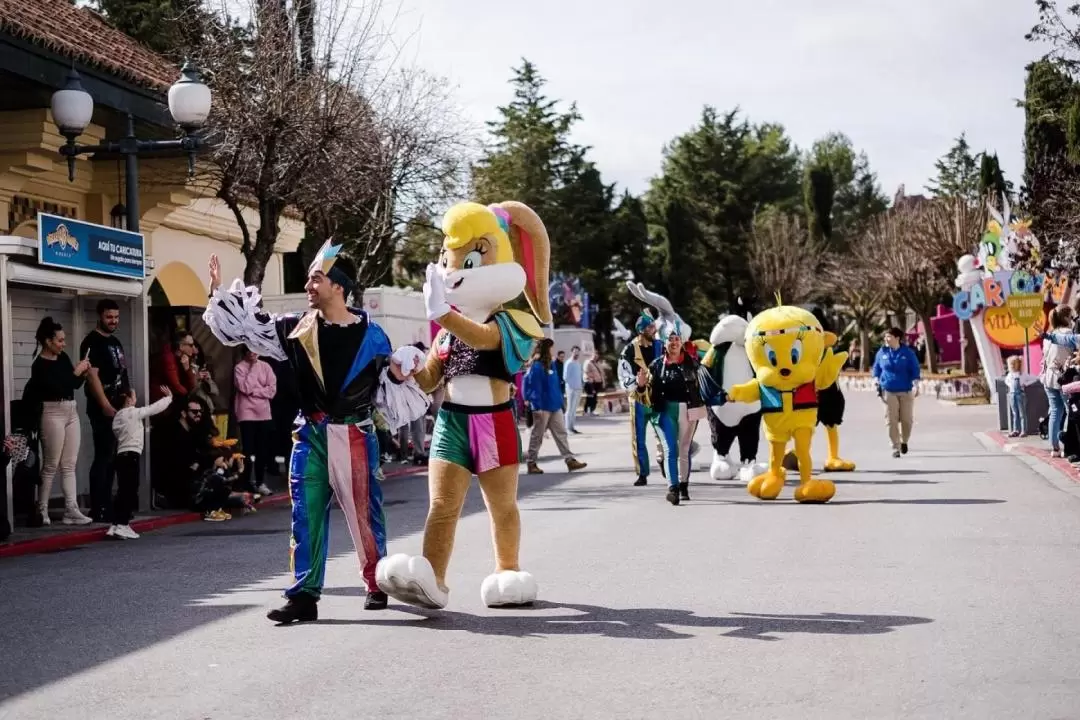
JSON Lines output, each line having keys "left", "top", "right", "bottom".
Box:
{"left": 388, "top": 0, "right": 1048, "bottom": 199}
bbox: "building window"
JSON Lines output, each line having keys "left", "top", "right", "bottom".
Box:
{"left": 9, "top": 195, "right": 78, "bottom": 231}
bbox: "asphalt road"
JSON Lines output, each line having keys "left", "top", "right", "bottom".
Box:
{"left": 1, "top": 392, "right": 1079, "bottom": 720}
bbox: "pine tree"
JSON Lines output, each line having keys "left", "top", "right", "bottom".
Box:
{"left": 926, "top": 133, "right": 982, "bottom": 202}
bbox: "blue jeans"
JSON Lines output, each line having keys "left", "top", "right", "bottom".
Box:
{"left": 1046, "top": 387, "right": 1066, "bottom": 451}
{"left": 1007, "top": 392, "right": 1026, "bottom": 435}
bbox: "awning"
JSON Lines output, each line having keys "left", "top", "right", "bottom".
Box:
{"left": 8, "top": 260, "right": 144, "bottom": 297}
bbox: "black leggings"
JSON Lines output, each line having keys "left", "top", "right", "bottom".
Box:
{"left": 112, "top": 451, "right": 141, "bottom": 526}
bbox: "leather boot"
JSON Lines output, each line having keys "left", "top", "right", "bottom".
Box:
{"left": 267, "top": 593, "right": 318, "bottom": 624}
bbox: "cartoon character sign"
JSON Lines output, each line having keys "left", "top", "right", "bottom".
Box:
{"left": 728, "top": 302, "right": 848, "bottom": 503}
{"left": 376, "top": 200, "right": 551, "bottom": 609}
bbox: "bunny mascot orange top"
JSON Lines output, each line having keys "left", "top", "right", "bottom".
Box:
{"left": 376, "top": 201, "right": 550, "bottom": 609}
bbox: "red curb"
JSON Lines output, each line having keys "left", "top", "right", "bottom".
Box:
{"left": 0, "top": 465, "right": 425, "bottom": 560}
{"left": 984, "top": 430, "right": 1080, "bottom": 484}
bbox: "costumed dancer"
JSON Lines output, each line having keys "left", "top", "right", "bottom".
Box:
{"left": 705, "top": 307, "right": 767, "bottom": 482}
{"left": 203, "top": 244, "right": 429, "bottom": 624}
{"left": 728, "top": 299, "right": 848, "bottom": 503}
{"left": 782, "top": 305, "right": 856, "bottom": 473}
{"left": 376, "top": 200, "right": 553, "bottom": 610}
{"left": 617, "top": 310, "right": 664, "bottom": 486}
{"left": 635, "top": 316, "right": 727, "bottom": 505}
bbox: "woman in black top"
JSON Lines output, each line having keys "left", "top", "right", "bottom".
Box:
{"left": 636, "top": 324, "right": 725, "bottom": 506}
{"left": 27, "top": 317, "right": 92, "bottom": 525}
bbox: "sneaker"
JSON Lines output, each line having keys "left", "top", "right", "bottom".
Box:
{"left": 37, "top": 507, "right": 51, "bottom": 527}
{"left": 900, "top": 443, "right": 909, "bottom": 455}
{"left": 62, "top": 506, "right": 93, "bottom": 525}
{"left": 106, "top": 525, "right": 116, "bottom": 538}
{"left": 112, "top": 524, "right": 140, "bottom": 540}
{"left": 892, "top": 450, "right": 901, "bottom": 459}
{"left": 364, "top": 590, "right": 388, "bottom": 611}
{"left": 255, "top": 484, "right": 273, "bottom": 496}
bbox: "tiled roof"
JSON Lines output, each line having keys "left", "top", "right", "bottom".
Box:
{"left": 0, "top": 0, "right": 177, "bottom": 91}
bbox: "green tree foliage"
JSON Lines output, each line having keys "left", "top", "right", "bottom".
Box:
{"left": 805, "top": 167, "right": 835, "bottom": 245}
{"left": 644, "top": 106, "right": 802, "bottom": 329}
{"left": 472, "top": 60, "right": 622, "bottom": 347}
{"left": 89, "top": 0, "right": 213, "bottom": 57}
{"left": 926, "top": 133, "right": 982, "bottom": 202}
{"left": 977, "top": 153, "right": 1012, "bottom": 200}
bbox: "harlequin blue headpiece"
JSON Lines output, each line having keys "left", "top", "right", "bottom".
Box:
{"left": 308, "top": 238, "right": 355, "bottom": 293}
{"left": 659, "top": 316, "right": 692, "bottom": 342}
{"left": 635, "top": 310, "right": 656, "bottom": 334}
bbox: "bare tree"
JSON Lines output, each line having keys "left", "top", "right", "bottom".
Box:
{"left": 301, "top": 67, "right": 474, "bottom": 295}
{"left": 822, "top": 233, "right": 888, "bottom": 371}
{"left": 867, "top": 204, "right": 954, "bottom": 373}
{"left": 188, "top": 0, "right": 469, "bottom": 289}
{"left": 746, "top": 210, "right": 825, "bottom": 305}
{"left": 920, "top": 194, "right": 988, "bottom": 374}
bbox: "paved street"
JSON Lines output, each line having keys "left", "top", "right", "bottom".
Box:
{"left": 1, "top": 392, "right": 1079, "bottom": 719}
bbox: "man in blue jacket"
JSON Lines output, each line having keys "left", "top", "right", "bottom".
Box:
{"left": 524, "top": 339, "right": 587, "bottom": 474}
{"left": 872, "top": 327, "right": 922, "bottom": 458}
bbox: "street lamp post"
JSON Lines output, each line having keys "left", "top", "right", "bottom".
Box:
{"left": 50, "top": 61, "right": 212, "bottom": 233}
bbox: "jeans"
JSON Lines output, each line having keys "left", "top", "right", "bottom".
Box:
{"left": 89, "top": 414, "right": 117, "bottom": 521}
{"left": 1046, "top": 387, "right": 1066, "bottom": 451}
{"left": 565, "top": 388, "right": 583, "bottom": 431}
{"left": 239, "top": 420, "right": 275, "bottom": 489}
{"left": 1007, "top": 392, "right": 1026, "bottom": 435}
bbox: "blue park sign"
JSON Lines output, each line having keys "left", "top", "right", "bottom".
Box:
{"left": 37, "top": 213, "right": 145, "bottom": 280}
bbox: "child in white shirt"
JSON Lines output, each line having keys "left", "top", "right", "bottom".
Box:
{"left": 1005, "top": 355, "right": 1039, "bottom": 437}
{"left": 109, "top": 386, "right": 173, "bottom": 539}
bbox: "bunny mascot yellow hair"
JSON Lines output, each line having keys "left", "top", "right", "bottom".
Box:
{"left": 376, "top": 201, "right": 550, "bottom": 608}
{"left": 727, "top": 301, "right": 848, "bottom": 503}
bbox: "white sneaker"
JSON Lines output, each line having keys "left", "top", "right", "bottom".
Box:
{"left": 62, "top": 506, "right": 93, "bottom": 525}
{"left": 255, "top": 484, "right": 272, "bottom": 495}
{"left": 112, "top": 524, "right": 140, "bottom": 540}
{"left": 39, "top": 508, "right": 51, "bottom": 527}
{"left": 106, "top": 525, "right": 116, "bottom": 537}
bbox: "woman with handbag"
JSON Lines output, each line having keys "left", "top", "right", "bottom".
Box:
{"left": 635, "top": 321, "right": 726, "bottom": 506}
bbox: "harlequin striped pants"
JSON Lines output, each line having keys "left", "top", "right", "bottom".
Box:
{"left": 286, "top": 417, "right": 385, "bottom": 599}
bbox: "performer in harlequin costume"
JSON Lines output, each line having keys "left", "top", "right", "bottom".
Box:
{"left": 203, "top": 242, "right": 430, "bottom": 624}
{"left": 617, "top": 310, "right": 664, "bottom": 486}
{"left": 704, "top": 310, "right": 767, "bottom": 482}
{"left": 782, "top": 305, "right": 856, "bottom": 473}
{"left": 376, "top": 200, "right": 552, "bottom": 610}
{"left": 728, "top": 299, "right": 848, "bottom": 503}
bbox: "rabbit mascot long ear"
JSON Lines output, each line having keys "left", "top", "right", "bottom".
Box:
{"left": 377, "top": 199, "right": 569, "bottom": 613}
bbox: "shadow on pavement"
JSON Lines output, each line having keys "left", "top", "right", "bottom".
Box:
{"left": 321, "top": 601, "right": 934, "bottom": 642}
{"left": 0, "top": 466, "right": 583, "bottom": 703}
{"left": 852, "top": 469, "right": 985, "bottom": 476}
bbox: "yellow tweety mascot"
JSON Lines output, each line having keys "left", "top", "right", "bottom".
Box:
{"left": 727, "top": 300, "right": 848, "bottom": 503}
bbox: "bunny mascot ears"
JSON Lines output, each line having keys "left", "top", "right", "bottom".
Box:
{"left": 492, "top": 201, "right": 552, "bottom": 325}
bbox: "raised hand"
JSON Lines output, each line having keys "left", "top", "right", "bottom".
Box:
{"left": 208, "top": 254, "right": 222, "bottom": 293}
{"left": 423, "top": 263, "right": 451, "bottom": 321}
{"left": 160, "top": 385, "right": 173, "bottom": 398}
{"left": 74, "top": 349, "right": 91, "bottom": 377}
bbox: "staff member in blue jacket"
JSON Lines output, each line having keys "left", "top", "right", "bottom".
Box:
{"left": 872, "top": 327, "right": 922, "bottom": 458}
{"left": 523, "top": 339, "right": 587, "bottom": 475}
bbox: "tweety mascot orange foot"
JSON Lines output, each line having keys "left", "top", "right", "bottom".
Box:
{"left": 376, "top": 201, "right": 550, "bottom": 609}
{"left": 727, "top": 302, "right": 848, "bottom": 503}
